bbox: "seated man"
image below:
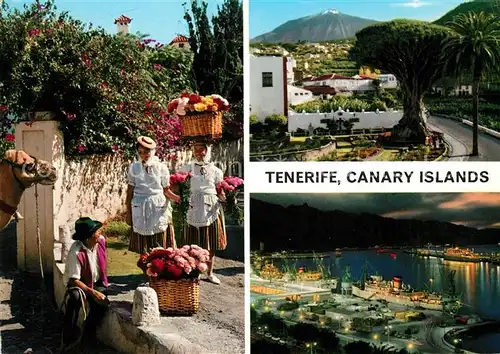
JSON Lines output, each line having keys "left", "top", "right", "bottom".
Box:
{"left": 62, "top": 217, "right": 109, "bottom": 350}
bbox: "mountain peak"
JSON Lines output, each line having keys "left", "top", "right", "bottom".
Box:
{"left": 322, "top": 9, "right": 340, "bottom": 15}
{"left": 251, "top": 10, "right": 378, "bottom": 43}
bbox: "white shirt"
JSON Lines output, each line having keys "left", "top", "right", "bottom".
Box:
{"left": 64, "top": 237, "right": 103, "bottom": 285}
{"left": 127, "top": 157, "right": 170, "bottom": 197}
{"left": 180, "top": 162, "right": 224, "bottom": 227}
{"left": 128, "top": 158, "right": 172, "bottom": 235}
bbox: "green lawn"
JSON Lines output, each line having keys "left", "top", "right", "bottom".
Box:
{"left": 103, "top": 216, "right": 185, "bottom": 277}
{"left": 106, "top": 236, "right": 143, "bottom": 277}
{"left": 370, "top": 149, "right": 400, "bottom": 161}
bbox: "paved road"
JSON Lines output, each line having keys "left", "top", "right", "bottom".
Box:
{"left": 428, "top": 116, "right": 500, "bottom": 161}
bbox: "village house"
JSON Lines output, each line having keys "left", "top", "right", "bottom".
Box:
{"left": 169, "top": 34, "right": 190, "bottom": 49}
{"left": 250, "top": 55, "right": 293, "bottom": 121}
{"left": 114, "top": 14, "right": 132, "bottom": 34}
{"left": 288, "top": 85, "right": 316, "bottom": 105}
{"left": 378, "top": 74, "right": 398, "bottom": 89}
{"left": 298, "top": 73, "right": 374, "bottom": 93}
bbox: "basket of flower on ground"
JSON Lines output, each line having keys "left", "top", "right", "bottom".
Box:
{"left": 167, "top": 93, "right": 230, "bottom": 140}
{"left": 137, "top": 245, "right": 210, "bottom": 315}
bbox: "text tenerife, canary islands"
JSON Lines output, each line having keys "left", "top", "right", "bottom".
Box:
{"left": 264, "top": 171, "right": 489, "bottom": 184}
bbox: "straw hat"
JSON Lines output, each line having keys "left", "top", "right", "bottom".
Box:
{"left": 137, "top": 136, "right": 156, "bottom": 149}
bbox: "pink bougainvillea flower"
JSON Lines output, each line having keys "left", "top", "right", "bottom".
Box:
{"left": 77, "top": 144, "right": 85, "bottom": 152}
{"left": 153, "top": 64, "right": 162, "bottom": 71}
{"left": 25, "top": 121, "right": 34, "bottom": 127}
{"left": 167, "top": 153, "right": 177, "bottom": 161}
{"left": 4, "top": 134, "right": 15, "bottom": 142}
{"left": 112, "top": 144, "right": 118, "bottom": 152}
{"left": 0, "top": 105, "right": 8, "bottom": 112}
{"left": 66, "top": 113, "right": 76, "bottom": 121}
{"left": 116, "top": 102, "right": 125, "bottom": 112}
{"left": 81, "top": 55, "right": 92, "bottom": 67}
{"left": 28, "top": 29, "right": 41, "bottom": 36}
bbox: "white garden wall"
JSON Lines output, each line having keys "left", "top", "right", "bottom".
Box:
{"left": 288, "top": 110, "right": 403, "bottom": 132}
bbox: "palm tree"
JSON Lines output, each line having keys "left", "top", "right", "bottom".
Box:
{"left": 442, "top": 11, "right": 500, "bottom": 156}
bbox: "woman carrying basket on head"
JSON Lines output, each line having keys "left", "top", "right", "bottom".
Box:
{"left": 179, "top": 141, "right": 227, "bottom": 285}
{"left": 126, "top": 136, "right": 180, "bottom": 253}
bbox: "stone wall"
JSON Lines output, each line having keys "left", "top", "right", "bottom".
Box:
{"left": 54, "top": 139, "right": 244, "bottom": 237}
{"left": 14, "top": 120, "right": 243, "bottom": 272}
{"left": 249, "top": 141, "right": 336, "bottom": 162}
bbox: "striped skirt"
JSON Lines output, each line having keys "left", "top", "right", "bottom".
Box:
{"left": 182, "top": 213, "right": 227, "bottom": 252}
{"left": 128, "top": 224, "right": 176, "bottom": 254}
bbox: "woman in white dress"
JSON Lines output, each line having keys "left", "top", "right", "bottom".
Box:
{"left": 180, "top": 141, "right": 226, "bottom": 285}
{"left": 126, "top": 136, "right": 180, "bottom": 253}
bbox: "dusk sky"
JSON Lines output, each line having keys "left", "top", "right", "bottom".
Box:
{"left": 250, "top": 0, "right": 465, "bottom": 38}
{"left": 7, "top": 0, "right": 222, "bottom": 45}
{"left": 251, "top": 193, "right": 500, "bottom": 229}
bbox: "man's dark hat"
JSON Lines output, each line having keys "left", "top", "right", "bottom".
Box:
{"left": 72, "top": 217, "right": 103, "bottom": 241}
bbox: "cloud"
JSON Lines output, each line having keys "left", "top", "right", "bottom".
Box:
{"left": 439, "top": 193, "right": 500, "bottom": 210}
{"left": 392, "top": 0, "right": 433, "bottom": 8}
{"left": 382, "top": 209, "right": 425, "bottom": 219}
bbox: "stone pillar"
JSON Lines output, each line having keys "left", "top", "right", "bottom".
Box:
{"left": 132, "top": 287, "right": 161, "bottom": 326}
{"left": 60, "top": 224, "right": 72, "bottom": 263}
{"left": 15, "top": 120, "right": 64, "bottom": 274}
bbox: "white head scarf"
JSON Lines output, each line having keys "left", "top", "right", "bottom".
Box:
{"left": 194, "top": 143, "right": 212, "bottom": 165}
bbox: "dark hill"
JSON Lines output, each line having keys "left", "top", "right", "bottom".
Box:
{"left": 434, "top": 0, "right": 500, "bottom": 26}
{"left": 250, "top": 198, "right": 500, "bottom": 252}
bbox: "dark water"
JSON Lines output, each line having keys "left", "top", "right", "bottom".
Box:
{"left": 274, "top": 246, "right": 500, "bottom": 319}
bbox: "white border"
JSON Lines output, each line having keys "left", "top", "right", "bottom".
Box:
{"left": 246, "top": 162, "right": 500, "bottom": 193}
{"left": 242, "top": 0, "right": 251, "bottom": 351}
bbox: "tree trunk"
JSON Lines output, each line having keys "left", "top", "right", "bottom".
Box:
{"left": 391, "top": 89, "right": 429, "bottom": 144}
{"left": 471, "top": 80, "right": 479, "bottom": 156}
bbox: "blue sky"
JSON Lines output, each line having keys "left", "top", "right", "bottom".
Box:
{"left": 7, "top": 0, "right": 222, "bottom": 45}
{"left": 250, "top": 0, "right": 465, "bottom": 38}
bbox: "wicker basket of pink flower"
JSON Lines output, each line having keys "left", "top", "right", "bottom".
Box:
{"left": 167, "top": 93, "right": 230, "bottom": 139}
{"left": 137, "top": 245, "right": 210, "bottom": 315}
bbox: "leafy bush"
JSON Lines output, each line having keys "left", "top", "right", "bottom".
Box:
{"left": 101, "top": 221, "right": 131, "bottom": 239}
{"left": 371, "top": 99, "right": 388, "bottom": 111}
{"left": 249, "top": 114, "right": 260, "bottom": 125}
{"left": 0, "top": 1, "right": 192, "bottom": 160}
{"left": 264, "top": 113, "right": 287, "bottom": 128}
{"left": 425, "top": 96, "right": 500, "bottom": 131}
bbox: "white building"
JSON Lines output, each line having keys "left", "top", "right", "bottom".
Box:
{"left": 378, "top": 74, "right": 398, "bottom": 89}
{"left": 169, "top": 34, "right": 190, "bottom": 50}
{"left": 288, "top": 85, "right": 315, "bottom": 106}
{"left": 301, "top": 74, "right": 374, "bottom": 92}
{"left": 114, "top": 15, "right": 132, "bottom": 34}
{"left": 250, "top": 56, "right": 288, "bottom": 121}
